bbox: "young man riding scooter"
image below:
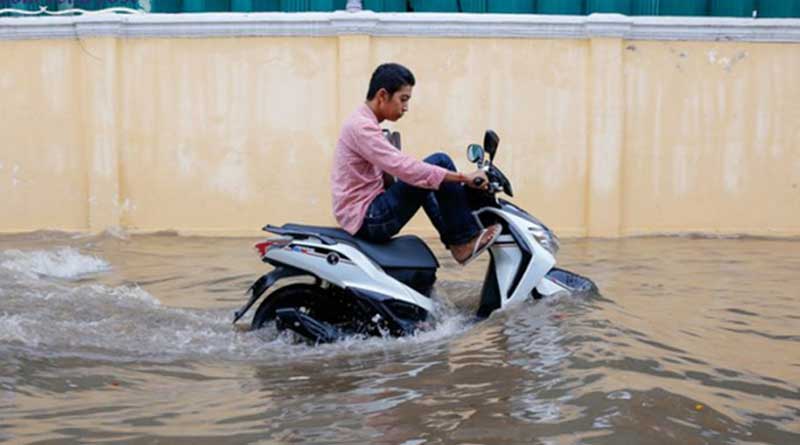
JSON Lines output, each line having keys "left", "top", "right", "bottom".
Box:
{"left": 331, "top": 63, "right": 502, "bottom": 265}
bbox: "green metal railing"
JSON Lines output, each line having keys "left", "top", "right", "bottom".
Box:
{"left": 162, "top": 0, "right": 344, "bottom": 12}
{"left": 391, "top": 0, "right": 800, "bottom": 16}
{"left": 538, "top": 0, "right": 583, "bottom": 14}
{"left": 2, "top": 0, "right": 799, "bottom": 17}
{"left": 0, "top": 0, "right": 137, "bottom": 15}
{"left": 363, "top": 0, "right": 405, "bottom": 12}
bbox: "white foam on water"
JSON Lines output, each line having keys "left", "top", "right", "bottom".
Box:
{"left": 607, "top": 390, "right": 632, "bottom": 400}
{"left": 0, "top": 296, "right": 474, "bottom": 363}
{"left": 0, "top": 272, "right": 479, "bottom": 363}
{"left": 0, "top": 282, "right": 165, "bottom": 354}
{"left": 0, "top": 259, "right": 599, "bottom": 363}
{"left": 84, "top": 283, "right": 161, "bottom": 307}
{"left": 0, "top": 314, "right": 34, "bottom": 347}
{"left": 240, "top": 300, "right": 474, "bottom": 361}
{"left": 68, "top": 226, "right": 131, "bottom": 241}
{"left": 0, "top": 247, "right": 110, "bottom": 280}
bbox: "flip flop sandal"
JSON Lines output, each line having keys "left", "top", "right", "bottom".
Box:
{"left": 457, "top": 223, "right": 502, "bottom": 266}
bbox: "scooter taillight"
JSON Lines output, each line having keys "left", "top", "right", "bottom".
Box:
{"left": 254, "top": 237, "right": 291, "bottom": 257}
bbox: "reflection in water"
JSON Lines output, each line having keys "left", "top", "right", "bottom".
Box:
{"left": 0, "top": 232, "right": 798, "bottom": 444}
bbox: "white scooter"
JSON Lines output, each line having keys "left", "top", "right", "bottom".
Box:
{"left": 233, "top": 130, "right": 597, "bottom": 343}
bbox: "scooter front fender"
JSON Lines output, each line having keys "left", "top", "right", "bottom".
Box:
{"left": 233, "top": 265, "right": 306, "bottom": 324}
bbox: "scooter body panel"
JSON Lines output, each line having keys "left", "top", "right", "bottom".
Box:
{"left": 535, "top": 276, "right": 569, "bottom": 297}
{"left": 264, "top": 239, "right": 435, "bottom": 314}
{"left": 477, "top": 205, "right": 558, "bottom": 311}
{"left": 489, "top": 237, "right": 522, "bottom": 299}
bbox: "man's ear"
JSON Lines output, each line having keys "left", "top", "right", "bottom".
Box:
{"left": 376, "top": 88, "right": 390, "bottom": 103}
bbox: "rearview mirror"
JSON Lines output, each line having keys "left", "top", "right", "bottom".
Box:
{"left": 483, "top": 130, "right": 499, "bottom": 161}
{"left": 466, "top": 144, "right": 485, "bottom": 164}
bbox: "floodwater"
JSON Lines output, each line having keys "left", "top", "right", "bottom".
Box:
{"left": 0, "top": 231, "right": 798, "bottom": 445}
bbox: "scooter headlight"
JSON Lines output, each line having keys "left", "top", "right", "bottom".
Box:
{"left": 529, "top": 225, "right": 560, "bottom": 256}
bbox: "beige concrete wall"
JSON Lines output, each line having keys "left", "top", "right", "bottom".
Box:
{"left": 118, "top": 37, "right": 340, "bottom": 233}
{"left": 0, "top": 39, "right": 88, "bottom": 232}
{"left": 622, "top": 40, "right": 800, "bottom": 236}
{"left": 0, "top": 33, "right": 797, "bottom": 237}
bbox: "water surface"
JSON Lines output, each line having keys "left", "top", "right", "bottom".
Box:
{"left": 0, "top": 232, "right": 798, "bottom": 444}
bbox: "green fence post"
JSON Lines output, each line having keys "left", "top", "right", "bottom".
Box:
{"left": 710, "top": 0, "right": 755, "bottom": 17}
{"left": 658, "top": 0, "right": 708, "bottom": 15}
{"left": 487, "top": 0, "right": 534, "bottom": 13}
{"left": 587, "top": 0, "right": 631, "bottom": 14}
{"left": 183, "top": 0, "right": 230, "bottom": 11}
{"left": 231, "top": 0, "right": 252, "bottom": 10}
{"left": 757, "top": 0, "right": 800, "bottom": 17}
{"left": 252, "top": 0, "right": 278, "bottom": 9}
{"left": 308, "top": 0, "right": 345, "bottom": 10}
{"left": 410, "top": 0, "right": 458, "bottom": 12}
{"left": 151, "top": 0, "right": 182, "bottom": 11}
{"left": 537, "top": 0, "right": 583, "bottom": 14}
{"left": 99, "top": 0, "right": 139, "bottom": 9}
{"left": 7, "top": 0, "right": 41, "bottom": 13}
{"left": 280, "top": 0, "right": 306, "bottom": 10}
{"left": 459, "top": 0, "right": 486, "bottom": 12}
{"left": 363, "top": 0, "right": 407, "bottom": 11}
{"left": 631, "top": 0, "right": 657, "bottom": 15}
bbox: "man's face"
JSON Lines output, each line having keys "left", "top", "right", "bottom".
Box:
{"left": 379, "top": 85, "right": 413, "bottom": 122}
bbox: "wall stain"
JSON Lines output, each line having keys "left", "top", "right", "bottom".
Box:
{"left": 708, "top": 50, "right": 748, "bottom": 72}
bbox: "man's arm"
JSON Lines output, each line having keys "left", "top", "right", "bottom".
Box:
{"left": 443, "top": 170, "right": 489, "bottom": 190}
{"left": 351, "top": 119, "right": 448, "bottom": 190}
{"left": 350, "top": 118, "right": 488, "bottom": 190}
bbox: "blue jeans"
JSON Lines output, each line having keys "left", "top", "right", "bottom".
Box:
{"left": 356, "top": 152, "right": 481, "bottom": 247}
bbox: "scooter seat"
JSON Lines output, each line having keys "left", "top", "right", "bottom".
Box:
{"left": 279, "top": 223, "right": 439, "bottom": 270}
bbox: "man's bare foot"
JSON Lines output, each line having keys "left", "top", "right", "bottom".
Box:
{"left": 451, "top": 223, "right": 502, "bottom": 265}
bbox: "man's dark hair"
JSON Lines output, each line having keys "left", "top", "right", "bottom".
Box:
{"left": 366, "top": 63, "right": 416, "bottom": 100}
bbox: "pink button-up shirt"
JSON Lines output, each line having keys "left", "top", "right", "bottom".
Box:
{"left": 331, "top": 104, "right": 449, "bottom": 234}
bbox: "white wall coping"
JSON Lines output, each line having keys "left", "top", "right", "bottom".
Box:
{"left": 1, "top": 10, "right": 800, "bottom": 42}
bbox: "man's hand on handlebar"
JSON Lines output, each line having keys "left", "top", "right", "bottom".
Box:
{"left": 464, "top": 170, "right": 489, "bottom": 190}
{"left": 443, "top": 170, "right": 490, "bottom": 190}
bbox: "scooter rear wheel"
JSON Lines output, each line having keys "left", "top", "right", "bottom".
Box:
{"left": 251, "top": 283, "right": 322, "bottom": 331}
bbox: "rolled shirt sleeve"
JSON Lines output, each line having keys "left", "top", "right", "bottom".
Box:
{"left": 349, "top": 119, "right": 448, "bottom": 190}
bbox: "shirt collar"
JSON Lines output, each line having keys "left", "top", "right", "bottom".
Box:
{"left": 360, "top": 103, "right": 379, "bottom": 124}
